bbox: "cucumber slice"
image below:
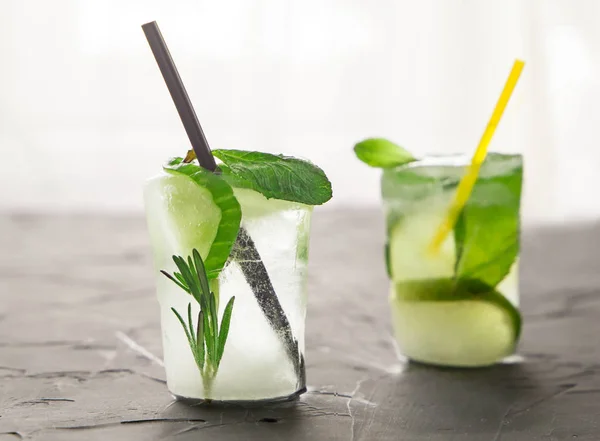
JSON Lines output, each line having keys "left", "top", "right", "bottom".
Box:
{"left": 388, "top": 212, "right": 456, "bottom": 280}
{"left": 390, "top": 278, "right": 521, "bottom": 367}
{"left": 144, "top": 172, "right": 221, "bottom": 267}
{"left": 145, "top": 159, "right": 242, "bottom": 279}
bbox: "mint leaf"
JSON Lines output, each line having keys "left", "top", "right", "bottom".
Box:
{"left": 164, "top": 158, "right": 242, "bottom": 279}
{"left": 453, "top": 209, "right": 467, "bottom": 275}
{"left": 354, "top": 138, "right": 416, "bottom": 168}
{"left": 212, "top": 149, "right": 332, "bottom": 205}
{"left": 453, "top": 154, "right": 523, "bottom": 288}
{"left": 384, "top": 241, "right": 392, "bottom": 278}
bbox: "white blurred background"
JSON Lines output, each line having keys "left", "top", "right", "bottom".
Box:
{"left": 1, "top": 0, "right": 599, "bottom": 225}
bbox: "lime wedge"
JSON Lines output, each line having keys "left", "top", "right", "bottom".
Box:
{"left": 390, "top": 278, "right": 521, "bottom": 367}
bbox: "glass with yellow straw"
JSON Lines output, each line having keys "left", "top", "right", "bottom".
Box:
{"left": 353, "top": 60, "right": 525, "bottom": 367}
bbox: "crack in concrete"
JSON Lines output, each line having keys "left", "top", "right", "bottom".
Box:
{"left": 93, "top": 368, "right": 165, "bottom": 385}
{"left": 40, "top": 398, "right": 75, "bottom": 402}
{"left": 0, "top": 366, "right": 26, "bottom": 374}
{"left": 296, "top": 402, "right": 323, "bottom": 413}
{"left": 173, "top": 422, "right": 229, "bottom": 435}
{"left": 358, "top": 376, "right": 386, "bottom": 439}
{"left": 507, "top": 384, "right": 577, "bottom": 420}
{"left": 168, "top": 406, "right": 346, "bottom": 436}
{"left": 27, "top": 371, "right": 91, "bottom": 381}
{"left": 0, "top": 368, "right": 161, "bottom": 384}
{"left": 161, "top": 400, "right": 178, "bottom": 413}
{"left": 567, "top": 388, "right": 600, "bottom": 395}
{"left": 0, "top": 432, "right": 22, "bottom": 439}
{"left": 558, "top": 367, "right": 599, "bottom": 381}
{"left": 138, "top": 372, "right": 167, "bottom": 384}
{"left": 345, "top": 368, "right": 402, "bottom": 441}
{"left": 303, "top": 410, "right": 351, "bottom": 418}
{"left": 542, "top": 413, "right": 558, "bottom": 439}
{"left": 295, "top": 401, "right": 351, "bottom": 419}
{"left": 491, "top": 406, "right": 512, "bottom": 441}
{"left": 121, "top": 418, "right": 206, "bottom": 425}
{"left": 16, "top": 398, "right": 74, "bottom": 407}
{"left": 347, "top": 377, "right": 368, "bottom": 441}
{"left": 55, "top": 418, "right": 207, "bottom": 431}
{"left": 526, "top": 289, "right": 600, "bottom": 322}
{"left": 306, "top": 390, "right": 352, "bottom": 399}
{"left": 16, "top": 401, "right": 49, "bottom": 407}
{"left": 0, "top": 340, "right": 82, "bottom": 348}
{"left": 94, "top": 368, "right": 137, "bottom": 376}
{"left": 72, "top": 343, "right": 116, "bottom": 351}
{"left": 173, "top": 410, "right": 252, "bottom": 436}
{"left": 116, "top": 331, "right": 164, "bottom": 367}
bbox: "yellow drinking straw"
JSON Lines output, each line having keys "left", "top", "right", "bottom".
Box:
{"left": 427, "top": 59, "right": 525, "bottom": 255}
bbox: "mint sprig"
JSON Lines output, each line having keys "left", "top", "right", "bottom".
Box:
{"left": 212, "top": 149, "right": 332, "bottom": 205}
{"left": 162, "top": 249, "right": 235, "bottom": 399}
{"left": 452, "top": 155, "right": 523, "bottom": 288}
{"left": 354, "top": 138, "right": 416, "bottom": 168}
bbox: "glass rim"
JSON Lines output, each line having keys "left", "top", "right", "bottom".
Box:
{"left": 391, "top": 152, "right": 523, "bottom": 171}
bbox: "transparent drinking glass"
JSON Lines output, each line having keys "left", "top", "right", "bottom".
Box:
{"left": 382, "top": 153, "right": 523, "bottom": 367}
{"left": 145, "top": 173, "right": 312, "bottom": 402}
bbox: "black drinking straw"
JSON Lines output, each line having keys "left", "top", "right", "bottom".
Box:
{"left": 142, "top": 21, "right": 217, "bottom": 172}
{"left": 142, "top": 21, "right": 305, "bottom": 390}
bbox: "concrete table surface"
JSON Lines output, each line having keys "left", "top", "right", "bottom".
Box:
{"left": 1, "top": 211, "right": 599, "bottom": 440}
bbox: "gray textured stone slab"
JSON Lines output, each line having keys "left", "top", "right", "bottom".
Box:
{"left": 1, "top": 211, "right": 599, "bottom": 440}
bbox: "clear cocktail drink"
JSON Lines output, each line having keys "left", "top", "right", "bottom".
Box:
{"left": 383, "top": 153, "right": 523, "bottom": 367}
{"left": 144, "top": 153, "right": 329, "bottom": 402}
{"left": 140, "top": 21, "right": 331, "bottom": 402}
{"left": 353, "top": 136, "right": 523, "bottom": 368}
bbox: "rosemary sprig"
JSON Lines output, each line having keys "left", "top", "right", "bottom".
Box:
{"left": 161, "top": 249, "right": 235, "bottom": 398}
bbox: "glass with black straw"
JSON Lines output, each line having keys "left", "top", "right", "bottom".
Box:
{"left": 142, "top": 21, "right": 310, "bottom": 403}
